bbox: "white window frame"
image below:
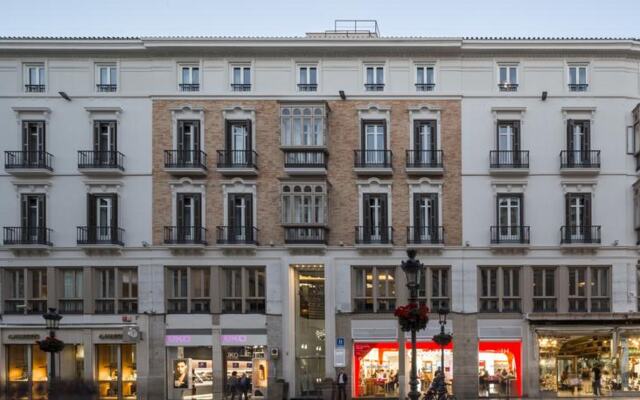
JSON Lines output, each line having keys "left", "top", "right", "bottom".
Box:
{"left": 352, "top": 266, "right": 396, "bottom": 313}
{"left": 222, "top": 178, "right": 257, "bottom": 229}
{"left": 497, "top": 63, "right": 519, "bottom": 91}
{"left": 281, "top": 183, "right": 327, "bottom": 225}
{"left": 415, "top": 63, "right": 436, "bottom": 91}
{"left": 177, "top": 63, "right": 201, "bottom": 91}
{"left": 169, "top": 179, "right": 206, "bottom": 228}
{"left": 280, "top": 104, "right": 326, "bottom": 147}
{"left": 296, "top": 64, "right": 319, "bottom": 91}
{"left": 357, "top": 178, "right": 392, "bottom": 228}
{"left": 94, "top": 63, "right": 118, "bottom": 93}
{"left": 23, "top": 62, "right": 46, "bottom": 93}
{"left": 363, "top": 63, "right": 385, "bottom": 90}
{"left": 230, "top": 63, "right": 252, "bottom": 91}
{"left": 567, "top": 63, "right": 589, "bottom": 91}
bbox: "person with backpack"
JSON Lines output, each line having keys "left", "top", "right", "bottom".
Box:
{"left": 240, "top": 373, "right": 251, "bottom": 399}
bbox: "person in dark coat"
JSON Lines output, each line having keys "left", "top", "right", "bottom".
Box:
{"left": 337, "top": 369, "right": 348, "bottom": 400}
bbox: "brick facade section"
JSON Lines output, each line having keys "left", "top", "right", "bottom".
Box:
{"left": 152, "top": 99, "right": 461, "bottom": 247}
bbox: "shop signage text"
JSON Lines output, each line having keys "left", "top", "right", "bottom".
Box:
{"left": 8, "top": 334, "right": 40, "bottom": 340}
{"left": 99, "top": 334, "right": 123, "bottom": 340}
{"left": 221, "top": 335, "right": 248, "bottom": 345}
{"left": 166, "top": 335, "right": 192, "bottom": 345}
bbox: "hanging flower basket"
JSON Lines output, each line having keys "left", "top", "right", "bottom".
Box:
{"left": 37, "top": 336, "right": 65, "bottom": 353}
{"left": 394, "top": 303, "right": 429, "bottom": 332}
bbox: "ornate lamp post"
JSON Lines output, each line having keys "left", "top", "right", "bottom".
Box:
{"left": 398, "top": 249, "right": 427, "bottom": 400}
{"left": 38, "top": 308, "right": 64, "bottom": 396}
{"left": 432, "top": 307, "right": 452, "bottom": 385}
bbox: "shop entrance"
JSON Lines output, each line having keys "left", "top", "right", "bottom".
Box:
{"left": 223, "top": 345, "right": 268, "bottom": 399}
{"left": 166, "top": 346, "right": 213, "bottom": 400}
{"left": 293, "top": 264, "right": 325, "bottom": 397}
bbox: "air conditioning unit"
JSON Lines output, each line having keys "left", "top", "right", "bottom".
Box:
{"left": 123, "top": 326, "right": 141, "bottom": 342}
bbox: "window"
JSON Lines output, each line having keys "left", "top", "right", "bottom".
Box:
{"left": 221, "top": 266, "right": 266, "bottom": 313}
{"left": 24, "top": 63, "right": 45, "bottom": 92}
{"left": 224, "top": 193, "right": 254, "bottom": 243}
{"left": 479, "top": 267, "right": 521, "bottom": 313}
{"left": 231, "top": 65, "right": 251, "bottom": 91}
{"left": 569, "top": 266, "right": 610, "bottom": 312}
{"left": 84, "top": 194, "right": 119, "bottom": 243}
{"left": 356, "top": 120, "right": 389, "bottom": 168}
{"left": 167, "top": 267, "right": 188, "bottom": 313}
{"left": 415, "top": 65, "right": 435, "bottom": 91}
{"left": 409, "top": 193, "right": 440, "bottom": 244}
{"left": 3, "top": 268, "right": 47, "bottom": 314}
{"left": 353, "top": 266, "right": 396, "bottom": 313}
{"left": 493, "top": 194, "right": 526, "bottom": 243}
{"left": 280, "top": 105, "right": 325, "bottom": 146}
{"left": 417, "top": 267, "right": 450, "bottom": 311}
{"left": 223, "top": 120, "right": 253, "bottom": 167}
{"left": 179, "top": 64, "right": 200, "bottom": 92}
{"left": 492, "top": 120, "right": 526, "bottom": 168}
{"left": 364, "top": 65, "right": 384, "bottom": 91}
{"left": 358, "top": 193, "right": 390, "bottom": 244}
{"left": 297, "top": 65, "right": 318, "bottom": 91}
{"left": 568, "top": 64, "right": 588, "bottom": 91}
{"left": 563, "top": 193, "right": 598, "bottom": 243}
{"left": 563, "top": 120, "right": 596, "bottom": 167}
{"left": 281, "top": 184, "right": 327, "bottom": 225}
{"left": 172, "top": 193, "right": 203, "bottom": 243}
{"left": 22, "top": 120, "right": 46, "bottom": 154}
{"left": 96, "top": 64, "right": 117, "bottom": 92}
{"left": 60, "top": 269, "right": 83, "bottom": 314}
{"left": 532, "top": 268, "right": 556, "bottom": 312}
{"left": 95, "top": 268, "right": 137, "bottom": 314}
{"left": 190, "top": 268, "right": 210, "bottom": 313}
{"left": 498, "top": 65, "right": 518, "bottom": 91}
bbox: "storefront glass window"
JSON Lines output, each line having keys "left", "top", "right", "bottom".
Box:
{"left": 166, "top": 346, "right": 213, "bottom": 400}
{"left": 6, "top": 344, "right": 48, "bottom": 400}
{"left": 478, "top": 341, "right": 522, "bottom": 398}
{"left": 97, "top": 344, "right": 137, "bottom": 400}
{"left": 223, "top": 346, "right": 268, "bottom": 398}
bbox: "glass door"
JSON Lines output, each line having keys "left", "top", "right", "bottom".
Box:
{"left": 231, "top": 123, "right": 249, "bottom": 165}
{"left": 96, "top": 122, "right": 116, "bottom": 165}
{"left": 177, "top": 121, "right": 198, "bottom": 164}
{"left": 23, "top": 121, "right": 45, "bottom": 166}
{"left": 498, "top": 196, "right": 521, "bottom": 240}
{"left": 415, "top": 121, "right": 436, "bottom": 165}
{"left": 364, "top": 123, "right": 385, "bottom": 164}
{"left": 96, "top": 197, "right": 112, "bottom": 241}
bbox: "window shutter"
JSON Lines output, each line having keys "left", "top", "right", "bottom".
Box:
{"left": 380, "top": 194, "right": 388, "bottom": 227}
{"left": 567, "top": 119, "right": 574, "bottom": 151}
{"left": 362, "top": 194, "right": 371, "bottom": 230}
{"left": 93, "top": 121, "right": 100, "bottom": 152}
{"left": 111, "top": 194, "right": 118, "bottom": 229}
{"left": 87, "top": 194, "right": 96, "bottom": 226}
{"left": 245, "top": 194, "right": 253, "bottom": 241}
{"left": 245, "top": 120, "right": 252, "bottom": 153}
{"left": 193, "top": 194, "right": 201, "bottom": 228}
{"left": 225, "top": 120, "right": 232, "bottom": 152}
{"left": 22, "top": 122, "right": 29, "bottom": 151}
{"left": 382, "top": 120, "right": 388, "bottom": 151}
{"left": 519, "top": 194, "right": 525, "bottom": 225}
{"left": 584, "top": 194, "right": 592, "bottom": 227}
{"left": 21, "top": 195, "right": 28, "bottom": 228}
{"left": 228, "top": 194, "right": 236, "bottom": 227}
{"left": 413, "top": 194, "right": 422, "bottom": 228}
{"left": 565, "top": 194, "right": 571, "bottom": 225}
{"left": 429, "top": 120, "right": 438, "bottom": 150}
{"left": 109, "top": 121, "right": 117, "bottom": 151}
{"left": 193, "top": 121, "right": 200, "bottom": 152}
{"left": 430, "top": 193, "right": 439, "bottom": 229}
{"left": 583, "top": 121, "right": 591, "bottom": 152}
{"left": 37, "top": 195, "right": 45, "bottom": 229}
{"left": 177, "top": 121, "right": 185, "bottom": 152}
{"left": 512, "top": 121, "right": 521, "bottom": 151}
{"left": 176, "top": 194, "right": 185, "bottom": 227}
{"left": 414, "top": 121, "right": 422, "bottom": 152}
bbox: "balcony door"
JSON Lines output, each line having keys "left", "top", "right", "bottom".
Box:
{"left": 413, "top": 193, "right": 438, "bottom": 241}
{"left": 177, "top": 193, "right": 201, "bottom": 241}
{"left": 497, "top": 121, "right": 520, "bottom": 164}
{"left": 226, "top": 120, "right": 251, "bottom": 165}
{"left": 21, "top": 194, "right": 45, "bottom": 241}
{"left": 497, "top": 194, "right": 522, "bottom": 240}
{"left": 177, "top": 120, "right": 200, "bottom": 164}
{"left": 362, "top": 121, "right": 386, "bottom": 164}
{"left": 363, "top": 193, "right": 388, "bottom": 242}
{"left": 94, "top": 121, "right": 117, "bottom": 165}
{"left": 228, "top": 193, "right": 253, "bottom": 241}
{"left": 22, "top": 121, "right": 45, "bottom": 165}
{"left": 88, "top": 194, "right": 117, "bottom": 241}
{"left": 414, "top": 120, "right": 437, "bottom": 164}
{"left": 567, "top": 120, "right": 590, "bottom": 165}
{"left": 566, "top": 193, "right": 591, "bottom": 240}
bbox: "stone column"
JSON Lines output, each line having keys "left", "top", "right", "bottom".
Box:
{"left": 452, "top": 313, "right": 478, "bottom": 398}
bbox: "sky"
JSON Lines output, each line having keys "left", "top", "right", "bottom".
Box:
{"left": 1, "top": 0, "right": 639, "bottom": 38}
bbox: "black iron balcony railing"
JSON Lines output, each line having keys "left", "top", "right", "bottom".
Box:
{"left": 490, "top": 226, "right": 530, "bottom": 244}
{"left": 217, "top": 150, "right": 258, "bottom": 169}
{"left": 78, "top": 150, "right": 125, "bottom": 170}
{"left": 502, "top": 299, "right": 522, "bottom": 313}
{"left": 489, "top": 150, "right": 529, "bottom": 169}
{"left": 560, "top": 225, "right": 601, "bottom": 244}
{"left": 216, "top": 226, "right": 258, "bottom": 245}
{"left": 4, "top": 299, "right": 47, "bottom": 315}
{"left": 533, "top": 298, "right": 557, "bottom": 313}
{"left": 25, "top": 84, "right": 45, "bottom": 93}
{"left": 164, "top": 150, "right": 207, "bottom": 170}
{"left": 283, "top": 149, "right": 327, "bottom": 169}
{"left": 407, "top": 226, "right": 444, "bottom": 245}
{"left": 119, "top": 299, "right": 138, "bottom": 314}
{"left": 167, "top": 299, "right": 188, "bottom": 313}
{"left": 354, "top": 150, "right": 392, "bottom": 168}
{"left": 27, "top": 300, "right": 48, "bottom": 314}
{"left": 560, "top": 150, "right": 601, "bottom": 169}
{"left": 415, "top": 83, "right": 435, "bottom": 91}
{"left": 96, "top": 84, "right": 117, "bottom": 92}
{"left": 569, "top": 83, "right": 588, "bottom": 92}
{"left": 591, "top": 298, "right": 610, "bottom": 312}
{"left": 231, "top": 83, "right": 251, "bottom": 92}
{"left": 355, "top": 225, "right": 393, "bottom": 245}
{"left": 406, "top": 150, "right": 443, "bottom": 169}
{"left": 191, "top": 299, "right": 211, "bottom": 313}
{"left": 95, "top": 299, "right": 116, "bottom": 314}
{"left": 284, "top": 227, "right": 328, "bottom": 245}
{"left": 163, "top": 226, "right": 207, "bottom": 245}
{"left": 179, "top": 83, "right": 200, "bottom": 92}
{"left": 498, "top": 83, "right": 519, "bottom": 92}
{"left": 5, "top": 151, "right": 53, "bottom": 170}
{"left": 364, "top": 83, "right": 385, "bottom": 91}
{"left": 569, "top": 298, "right": 587, "bottom": 312}
{"left": 77, "top": 226, "right": 124, "bottom": 246}
{"left": 430, "top": 299, "right": 450, "bottom": 313}
{"left": 3, "top": 227, "right": 52, "bottom": 246}
{"left": 297, "top": 83, "right": 318, "bottom": 92}
{"left": 59, "top": 299, "right": 83, "bottom": 314}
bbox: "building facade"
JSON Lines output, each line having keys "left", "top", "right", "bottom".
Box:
{"left": 1, "top": 28, "right": 640, "bottom": 399}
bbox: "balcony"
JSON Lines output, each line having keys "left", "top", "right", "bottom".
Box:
{"left": 216, "top": 226, "right": 258, "bottom": 247}
{"left": 490, "top": 226, "right": 530, "bottom": 250}
{"left": 569, "top": 83, "right": 588, "bottom": 92}
{"left": 560, "top": 150, "right": 600, "bottom": 175}
{"left": 96, "top": 84, "right": 117, "bottom": 93}
{"left": 298, "top": 83, "right": 318, "bottom": 92}
{"left": 364, "top": 83, "right": 384, "bottom": 91}
{"left": 167, "top": 299, "right": 188, "bottom": 313}
{"left": 415, "top": 83, "right": 435, "bottom": 92}
{"left": 353, "top": 150, "right": 393, "bottom": 175}
{"left": 489, "top": 150, "right": 529, "bottom": 175}
{"left": 191, "top": 299, "right": 211, "bottom": 313}
{"left": 560, "top": 225, "right": 601, "bottom": 248}
{"left": 406, "top": 226, "right": 444, "bottom": 247}
{"left": 231, "top": 83, "right": 251, "bottom": 92}
{"left": 4, "top": 299, "right": 47, "bottom": 314}
{"left": 283, "top": 149, "right": 327, "bottom": 175}
{"left": 78, "top": 150, "right": 125, "bottom": 175}
{"left": 355, "top": 226, "right": 393, "bottom": 248}
{"left": 59, "top": 299, "right": 83, "bottom": 314}
{"left": 163, "top": 150, "right": 207, "bottom": 176}
{"left": 217, "top": 150, "right": 258, "bottom": 175}
{"left": 533, "top": 298, "right": 557, "bottom": 313}
{"left": 284, "top": 227, "right": 328, "bottom": 246}
{"left": 4, "top": 151, "right": 53, "bottom": 176}
{"left": 163, "top": 226, "right": 207, "bottom": 248}
{"left": 119, "top": 299, "right": 138, "bottom": 314}
{"left": 77, "top": 226, "right": 124, "bottom": 248}
{"left": 3, "top": 227, "right": 52, "bottom": 249}
{"left": 405, "top": 150, "right": 444, "bottom": 175}
{"left": 24, "top": 84, "right": 45, "bottom": 93}
{"left": 95, "top": 299, "right": 116, "bottom": 314}
{"left": 498, "top": 83, "right": 518, "bottom": 92}
{"left": 179, "top": 83, "right": 200, "bottom": 92}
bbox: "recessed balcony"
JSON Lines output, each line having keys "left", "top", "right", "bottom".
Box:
{"left": 405, "top": 150, "right": 443, "bottom": 176}
{"left": 560, "top": 150, "right": 600, "bottom": 175}
{"left": 77, "top": 226, "right": 124, "bottom": 248}
{"left": 4, "top": 151, "right": 53, "bottom": 176}
{"left": 406, "top": 226, "right": 444, "bottom": 247}
{"left": 489, "top": 150, "right": 529, "bottom": 176}
{"left": 216, "top": 226, "right": 258, "bottom": 247}
{"left": 163, "top": 150, "right": 207, "bottom": 176}
{"left": 217, "top": 150, "right": 258, "bottom": 175}
{"left": 163, "top": 226, "right": 207, "bottom": 248}
{"left": 78, "top": 150, "right": 125, "bottom": 175}
{"left": 560, "top": 225, "right": 601, "bottom": 249}
{"left": 353, "top": 150, "right": 393, "bottom": 175}
{"left": 3, "top": 226, "right": 52, "bottom": 249}
{"left": 283, "top": 149, "right": 327, "bottom": 175}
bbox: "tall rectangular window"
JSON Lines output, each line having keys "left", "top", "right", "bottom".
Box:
{"left": 352, "top": 266, "right": 395, "bottom": 313}
{"left": 221, "top": 266, "right": 266, "bottom": 313}
{"left": 96, "top": 64, "right": 117, "bottom": 92}
{"left": 418, "top": 267, "right": 450, "bottom": 311}
{"left": 190, "top": 268, "right": 210, "bottom": 313}
{"left": 281, "top": 184, "right": 327, "bottom": 225}
{"left": 95, "top": 268, "right": 137, "bottom": 314}
{"left": 533, "top": 268, "right": 556, "bottom": 312}
{"left": 280, "top": 105, "right": 326, "bottom": 146}
{"left": 60, "top": 269, "right": 83, "bottom": 314}
{"left": 24, "top": 63, "right": 45, "bottom": 92}
{"left": 479, "top": 267, "right": 521, "bottom": 313}
{"left": 167, "top": 267, "right": 188, "bottom": 313}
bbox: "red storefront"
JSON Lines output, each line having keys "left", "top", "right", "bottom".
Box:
{"left": 478, "top": 341, "right": 522, "bottom": 397}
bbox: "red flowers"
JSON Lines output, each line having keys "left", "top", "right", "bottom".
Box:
{"left": 394, "top": 302, "right": 430, "bottom": 332}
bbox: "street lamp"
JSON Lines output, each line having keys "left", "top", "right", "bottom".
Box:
{"left": 432, "top": 307, "right": 453, "bottom": 388}
{"left": 400, "top": 249, "right": 425, "bottom": 400}
{"left": 39, "top": 308, "right": 64, "bottom": 396}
